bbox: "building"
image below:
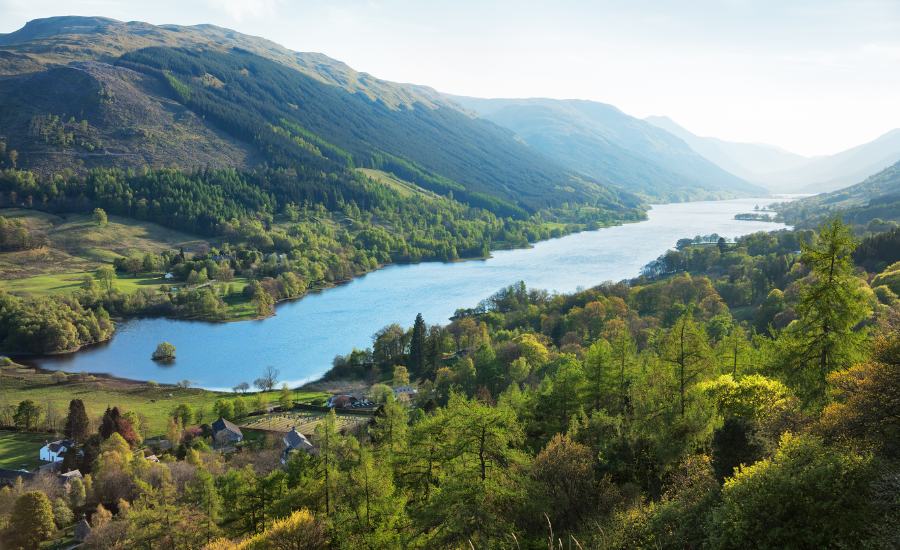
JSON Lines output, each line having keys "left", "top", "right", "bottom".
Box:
{"left": 39, "top": 439, "right": 74, "bottom": 463}
{"left": 281, "top": 427, "right": 316, "bottom": 463}
{"left": 74, "top": 516, "right": 92, "bottom": 542}
{"left": 0, "top": 468, "right": 33, "bottom": 488}
{"left": 58, "top": 469, "right": 83, "bottom": 490}
{"left": 211, "top": 417, "right": 243, "bottom": 447}
{"left": 327, "top": 394, "right": 376, "bottom": 409}
{"left": 392, "top": 385, "right": 419, "bottom": 402}
{"left": 327, "top": 394, "right": 357, "bottom": 408}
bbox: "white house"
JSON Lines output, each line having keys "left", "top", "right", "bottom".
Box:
{"left": 39, "top": 439, "right": 74, "bottom": 463}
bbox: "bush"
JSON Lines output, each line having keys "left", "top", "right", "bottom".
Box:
{"left": 707, "top": 433, "right": 875, "bottom": 549}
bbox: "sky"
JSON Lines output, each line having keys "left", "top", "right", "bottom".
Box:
{"left": 2, "top": 0, "right": 899, "bottom": 156}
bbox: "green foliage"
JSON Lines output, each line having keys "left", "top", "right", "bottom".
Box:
{"left": 64, "top": 398, "right": 91, "bottom": 443}
{"left": 0, "top": 290, "right": 114, "bottom": 353}
{"left": 13, "top": 399, "right": 42, "bottom": 431}
{"left": 0, "top": 215, "right": 45, "bottom": 250}
{"left": 92, "top": 207, "right": 108, "bottom": 227}
{"left": 151, "top": 341, "right": 176, "bottom": 361}
{"left": 707, "top": 433, "right": 875, "bottom": 549}
{"left": 779, "top": 219, "right": 870, "bottom": 403}
{"left": 5, "top": 491, "right": 56, "bottom": 549}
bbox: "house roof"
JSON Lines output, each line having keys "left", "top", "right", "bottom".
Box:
{"left": 0, "top": 468, "right": 34, "bottom": 486}
{"left": 75, "top": 518, "right": 92, "bottom": 541}
{"left": 59, "top": 469, "right": 82, "bottom": 480}
{"left": 211, "top": 417, "right": 243, "bottom": 436}
{"left": 283, "top": 427, "right": 314, "bottom": 451}
{"left": 45, "top": 439, "right": 74, "bottom": 453}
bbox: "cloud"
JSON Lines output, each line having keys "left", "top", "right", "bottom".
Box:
{"left": 207, "top": 0, "right": 281, "bottom": 21}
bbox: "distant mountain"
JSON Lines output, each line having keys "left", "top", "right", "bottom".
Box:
{"left": 776, "top": 160, "right": 900, "bottom": 229}
{"left": 0, "top": 17, "right": 637, "bottom": 216}
{"left": 450, "top": 97, "right": 766, "bottom": 202}
{"left": 783, "top": 130, "right": 900, "bottom": 194}
{"left": 645, "top": 116, "right": 809, "bottom": 182}
{"left": 646, "top": 116, "right": 900, "bottom": 194}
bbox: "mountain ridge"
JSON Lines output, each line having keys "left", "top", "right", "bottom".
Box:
{"left": 646, "top": 116, "right": 900, "bottom": 194}
{"left": 449, "top": 96, "right": 767, "bottom": 201}
{"left": 0, "top": 16, "right": 639, "bottom": 216}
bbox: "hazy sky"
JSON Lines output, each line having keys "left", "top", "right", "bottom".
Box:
{"left": 2, "top": 0, "right": 899, "bottom": 156}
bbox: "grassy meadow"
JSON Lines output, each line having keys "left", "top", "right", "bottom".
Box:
{"left": 0, "top": 364, "right": 328, "bottom": 438}
{"left": 0, "top": 430, "right": 49, "bottom": 470}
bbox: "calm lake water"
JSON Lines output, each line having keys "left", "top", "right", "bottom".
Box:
{"left": 25, "top": 198, "right": 788, "bottom": 389}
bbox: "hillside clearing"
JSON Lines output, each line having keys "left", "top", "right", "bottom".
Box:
{"left": 0, "top": 208, "right": 208, "bottom": 280}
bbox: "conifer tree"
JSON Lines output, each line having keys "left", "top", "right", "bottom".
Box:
{"left": 409, "top": 313, "right": 427, "bottom": 376}
{"left": 787, "top": 218, "right": 869, "bottom": 403}
{"left": 64, "top": 399, "right": 90, "bottom": 443}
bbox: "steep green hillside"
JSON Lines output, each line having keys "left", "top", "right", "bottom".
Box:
{"left": 776, "top": 160, "right": 900, "bottom": 231}
{"left": 451, "top": 97, "right": 765, "bottom": 201}
{"left": 0, "top": 17, "right": 636, "bottom": 216}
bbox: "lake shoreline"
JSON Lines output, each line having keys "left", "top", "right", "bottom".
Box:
{"left": 17, "top": 198, "right": 789, "bottom": 389}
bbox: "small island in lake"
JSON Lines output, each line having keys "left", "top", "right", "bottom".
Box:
{"left": 151, "top": 342, "right": 176, "bottom": 362}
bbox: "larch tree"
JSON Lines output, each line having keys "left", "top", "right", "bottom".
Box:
{"left": 788, "top": 218, "right": 869, "bottom": 403}
{"left": 660, "top": 311, "right": 714, "bottom": 417}
{"left": 583, "top": 339, "right": 614, "bottom": 411}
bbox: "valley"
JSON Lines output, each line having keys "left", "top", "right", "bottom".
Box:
{"left": 0, "top": 9, "right": 897, "bottom": 550}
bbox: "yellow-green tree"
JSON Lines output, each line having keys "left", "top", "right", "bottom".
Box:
{"left": 5, "top": 491, "right": 56, "bottom": 549}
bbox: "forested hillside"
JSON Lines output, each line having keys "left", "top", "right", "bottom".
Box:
{"left": 0, "top": 16, "right": 634, "bottom": 215}
{"left": 0, "top": 16, "right": 646, "bottom": 354}
{"left": 2, "top": 218, "right": 895, "bottom": 549}
{"left": 776, "top": 159, "right": 900, "bottom": 232}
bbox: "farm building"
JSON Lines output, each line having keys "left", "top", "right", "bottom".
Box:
{"left": 211, "top": 417, "right": 243, "bottom": 448}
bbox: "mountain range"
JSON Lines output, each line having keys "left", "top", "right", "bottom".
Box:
{"left": 647, "top": 116, "right": 900, "bottom": 194}
{"left": 450, "top": 97, "right": 767, "bottom": 201}
{"left": 0, "top": 16, "right": 637, "bottom": 218}
{"left": 1, "top": 16, "right": 898, "bottom": 215}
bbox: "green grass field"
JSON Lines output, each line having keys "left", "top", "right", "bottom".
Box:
{"left": 0, "top": 272, "right": 171, "bottom": 296}
{"left": 0, "top": 208, "right": 207, "bottom": 280}
{"left": 0, "top": 366, "right": 328, "bottom": 437}
{"left": 357, "top": 168, "right": 439, "bottom": 199}
{"left": 0, "top": 430, "right": 48, "bottom": 470}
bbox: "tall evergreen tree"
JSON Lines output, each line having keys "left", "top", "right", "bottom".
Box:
{"left": 64, "top": 399, "right": 90, "bottom": 444}
{"left": 660, "top": 311, "right": 714, "bottom": 417}
{"left": 584, "top": 339, "right": 614, "bottom": 411}
{"left": 781, "top": 219, "right": 870, "bottom": 403}
{"left": 409, "top": 313, "right": 427, "bottom": 377}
